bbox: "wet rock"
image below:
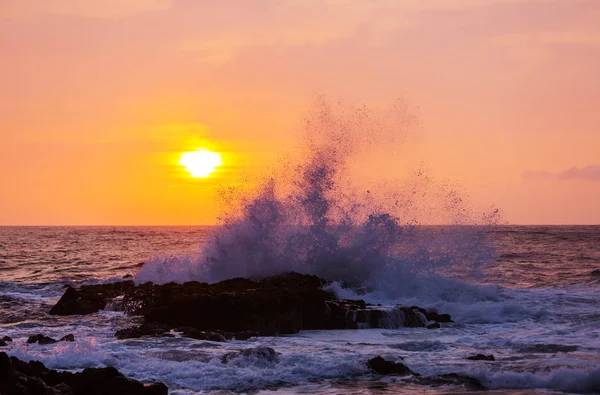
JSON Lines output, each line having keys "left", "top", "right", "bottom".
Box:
{"left": 467, "top": 354, "right": 495, "bottom": 361}
{"left": 0, "top": 352, "right": 167, "bottom": 395}
{"left": 413, "top": 373, "right": 486, "bottom": 391}
{"left": 0, "top": 340, "right": 6, "bottom": 347}
{"left": 221, "top": 347, "right": 280, "bottom": 365}
{"left": 367, "top": 356, "right": 414, "bottom": 376}
{"left": 590, "top": 269, "right": 600, "bottom": 277}
{"left": 50, "top": 281, "right": 135, "bottom": 315}
{"left": 427, "top": 323, "right": 441, "bottom": 329}
{"left": 115, "top": 324, "right": 171, "bottom": 340}
{"left": 59, "top": 334, "right": 75, "bottom": 342}
{"left": 26, "top": 334, "right": 75, "bottom": 345}
{"left": 51, "top": 273, "right": 450, "bottom": 336}
{"left": 2, "top": 336, "right": 12, "bottom": 343}
{"left": 27, "top": 334, "right": 57, "bottom": 345}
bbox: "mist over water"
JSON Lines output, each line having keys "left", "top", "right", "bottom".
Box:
{"left": 137, "top": 98, "right": 501, "bottom": 303}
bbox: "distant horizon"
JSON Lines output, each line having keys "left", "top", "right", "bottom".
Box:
{"left": 2, "top": 223, "right": 599, "bottom": 227}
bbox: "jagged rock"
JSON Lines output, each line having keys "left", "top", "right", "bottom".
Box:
{"left": 467, "top": 354, "right": 495, "bottom": 361}
{"left": 2, "top": 336, "right": 12, "bottom": 343}
{"left": 221, "top": 347, "right": 280, "bottom": 365}
{"left": 367, "top": 356, "right": 414, "bottom": 376}
{"left": 412, "top": 373, "right": 486, "bottom": 391}
{"left": 27, "top": 334, "right": 57, "bottom": 345}
{"left": 0, "top": 352, "right": 167, "bottom": 395}
{"left": 59, "top": 334, "right": 75, "bottom": 342}
{"left": 50, "top": 281, "right": 135, "bottom": 315}
{"left": 26, "top": 334, "right": 75, "bottom": 345}
{"left": 49, "top": 273, "right": 450, "bottom": 336}
{"left": 115, "top": 325, "right": 171, "bottom": 340}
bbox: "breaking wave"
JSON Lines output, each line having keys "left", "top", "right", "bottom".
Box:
{"left": 137, "top": 98, "right": 501, "bottom": 302}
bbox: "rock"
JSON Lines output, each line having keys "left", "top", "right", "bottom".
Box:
{"left": 0, "top": 352, "right": 167, "bottom": 395}
{"left": 0, "top": 340, "right": 6, "bottom": 347}
{"left": 27, "top": 334, "right": 57, "bottom": 345}
{"left": 367, "top": 356, "right": 414, "bottom": 376}
{"left": 50, "top": 281, "right": 135, "bottom": 316}
{"left": 49, "top": 273, "right": 450, "bottom": 337}
{"left": 115, "top": 325, "right": 171, "bottom": 340}
{"left": 425, "top": 311, "right": 453, "bottom": 323}
{"left": 413, "top": 373, "right": 486, "bottom": 391}
{"left": 427, "top": 323, "right": 441, "bottom": 329}
{"left": 590, "top": 269, "right": 600, "bottom": 277}
{"left": 467, "top": 354, "right": 495, "bottom": 361}
{"left": 2, "top": 336, "right": 12, "bottom": 342}
{"left": 27, "top": 334, "right": 75, "bottom": 345}
{"left": 221, "top": 347, "right": 280, "bottom": 365}
{"left": 59, "top": 334, "right": 75, "bottom": 342}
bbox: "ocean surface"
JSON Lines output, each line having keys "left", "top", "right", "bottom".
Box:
{"left": 1, "top": 226, "right": 600, "bottom": 394}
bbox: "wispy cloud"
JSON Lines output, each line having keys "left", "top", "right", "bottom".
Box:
{"left": 523, "top": 165, "right": 600, "bottom": 181}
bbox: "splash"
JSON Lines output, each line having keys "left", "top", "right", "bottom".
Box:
{"left": 137, "top": 98, "right": 501, "bottom": 301}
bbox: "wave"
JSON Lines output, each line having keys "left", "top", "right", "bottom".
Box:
{"left": 136, "top": 98, "right": 501, "bottom": 305}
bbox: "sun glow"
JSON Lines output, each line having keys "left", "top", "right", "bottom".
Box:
{"left": 179, "top": 148, "right": 223, "bottom": 178}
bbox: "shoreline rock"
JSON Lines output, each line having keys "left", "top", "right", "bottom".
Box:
{"left": 0, "top": 352, "right": 167, "bottom": 395}
{"left": 367, "top": 356, "right": 486, "bottom": 391}
{"left": 49, "top": 272, "right": 453, "bottom": 338}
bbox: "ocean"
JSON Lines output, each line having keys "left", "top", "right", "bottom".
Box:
{"left": 1, "top": 225, "right": 599, "bottom": 394}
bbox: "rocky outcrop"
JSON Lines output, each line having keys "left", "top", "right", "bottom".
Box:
{"left": 26, "top": 334, "right": 75, "bottom": 345}
{"left": 49, "top": 281, "right": 135, "bottom": 315}
{"left": 0, "top": 352, "right": 167, "bottom": 395}
{"left": 367, "top": 356, "right": 414, "bottom": 376}
{"left": 50, "top": 273, "right": 452, "bottom": 337}
{"left": 367, "top": 356, "right": 486, "bottom": 391}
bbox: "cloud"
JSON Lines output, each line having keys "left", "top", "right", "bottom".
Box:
{"left": 0, "top": 0, "right": 172, "bottom": 19}
{"left": 523, "top": 165, "right": 600, "bottom": 181}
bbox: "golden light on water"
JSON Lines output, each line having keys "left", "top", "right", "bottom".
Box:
{"left": 179, "top": 148, "right": 223, "bottom": 178}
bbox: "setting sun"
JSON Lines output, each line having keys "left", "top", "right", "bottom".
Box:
{"left": 179, "top": 148, "right": 223, "bottom": 178}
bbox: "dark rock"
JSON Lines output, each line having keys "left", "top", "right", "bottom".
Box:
{"left": 27, "top": 334, "right": 75, "bottom": 345}
{"left": 27, "top": 334, "right": 57, "bottom": 345}
{"left": 590, "top": 269, "right": 600, "bottom": 277}
{"left": 221, "top": 347, "right": 280, "bottom": 365}
{"left": 59, "top": 334, "right": 75, "bottom": 342}
{"left": 50, "top": 273, "right": 450, "bottom": 336}
{"left": 425, "top": 311, "right": 453, "bottom": 323}
{"left": 467, "top": 354, "right": 495, "bottom": 361}
{"left": 367, "top": 356, "right": 414, "bottom": 376}
{"left": 50, "top": 281, "right": 135, "bottom": 316}
{"left": 115, "top": 325, "right": 171, "bottom": 340}
{"left": 123, "top": 274, "right": 133, "bottom": 279}
{"left": 0, "top": 352, "right": 167, "bottom": 395}
{"left": 427, "top": 323, "right": 441, "bottom": 329}
{"left": 2, "top": 336, "right": 12, "bottom": 342}
{"left": 413, "top": 373, "right": 486, "bottom": 391}
{"left": 0, "top": 340, "right": 6, "bottom": 347}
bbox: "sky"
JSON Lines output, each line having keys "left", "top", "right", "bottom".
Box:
{"left": 1, "top": 0, "right": 599, "bottom": 225}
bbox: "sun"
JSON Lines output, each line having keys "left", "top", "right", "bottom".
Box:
{"left": 179, "top": 148, "right": 223, "bottom": 178}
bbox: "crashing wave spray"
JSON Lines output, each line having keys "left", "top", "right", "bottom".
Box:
{"left": 137, "top": 98, "right": 500, "bottom": 302}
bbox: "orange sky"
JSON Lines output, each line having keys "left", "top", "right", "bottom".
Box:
{"left": 1, "top": 0, "right": 599, "bottom": 225}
